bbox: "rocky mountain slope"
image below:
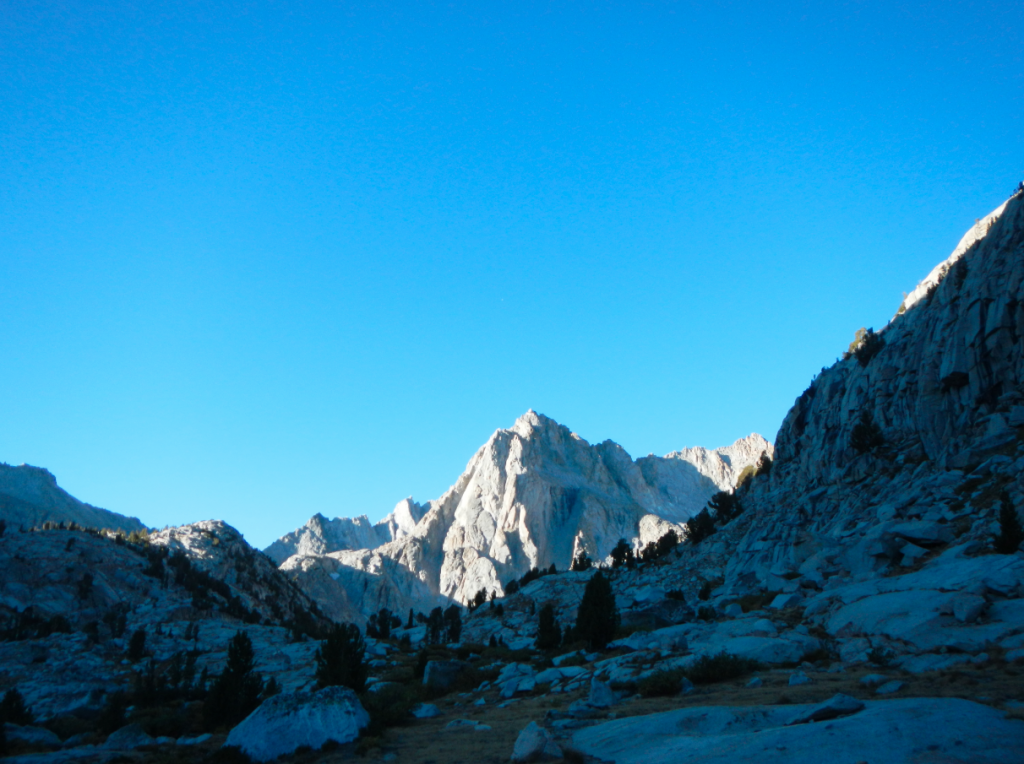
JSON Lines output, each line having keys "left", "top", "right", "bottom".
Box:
{"left": 271, "top": 416, "right": 770, "bottom": 621}
{"left": 0, "top": 463, "right": 145, "bottom": 535}
{"left": 458, "top": 186, "right": 1024, "bottom": 687}
{"left": 0, "top": 520, "right": 332, "bottom": 720}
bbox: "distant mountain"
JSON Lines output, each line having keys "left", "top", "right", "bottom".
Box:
{"left": 269, "top": 413, "right": 771, "bottom": 620}
{"left": 0, "top": 463, "right": 145, "bottom": 535}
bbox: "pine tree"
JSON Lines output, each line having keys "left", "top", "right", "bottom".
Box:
{"left": 574, "top": 571, "right": 619, "bottom": 650}
{"left": 570, "top": 550, "right": 592, "bottom": 571}
{"left": 443, "top": 605, "right": 462, "bottom": 643}
{"left": 536, "top": 603, "right": 561, "bottom": 649}
{"left": 610, "top": 539, "right": 635, "bottom": 569}
{"left": 685, "top": 507, "right": 716, "bottom": 545}
{"left": 315, "top": 623, "right": 368, "bottom": 692}
{"left": 204, "top": 631, "right": 265, "bottom": 730}
{"left": 995, "top": 491, "right": 1024, "bottom": 554}
{"left": 0, "top": 688, "right": 33, "bottom": 725}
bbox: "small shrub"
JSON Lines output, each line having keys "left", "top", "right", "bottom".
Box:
{"left": 697, "top": 580, "right": 713, "bottom": 601}
{"left": 666, "top": 590, "right": 685, "bottom": 601}
{"left": 638, "top": 669, "right": 684, "bottom": 697}
{"left": 845, "top": 327, "right": 885, "bottom": 366}
{"left": 685, "top": 651, "right": 759, "bottom": 684}
{"left": 696, "top": 605, "right": 717, "bottom": 621}
{"left": 359, "top": 683, "right": 422, "bottom": 737}
{"left": 995, "top": 491, "right": 1024, "bottom": 554}
{"left": 868, "top": 647, "right": 895, "bottom": 667}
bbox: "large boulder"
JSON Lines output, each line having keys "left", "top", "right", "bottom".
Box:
{"left": 3, "top": 723, "right": 62, "bottom": 750}
{"left": 224, "top": 686, "right": 369, "bottom": 762}
{"left": 571, "top": 697, "right": 1024, "bottom": 763}
{"left": 423, "top": 660, "right": 471, "bottom": 691}
{"left": 104, "top": 723, "right": 155, "bottom": 750}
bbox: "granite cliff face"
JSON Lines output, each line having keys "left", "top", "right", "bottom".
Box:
{"left": 728, "top": 188, "right": 1024, "bottom": 587}
{"left": 272, "top": 415, "right": 770, "bottom": 620}
{"left": 0, "top": 463, "right": 145, "bottom": 535}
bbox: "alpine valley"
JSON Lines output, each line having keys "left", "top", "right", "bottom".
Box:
{"left": 2, "top": 187, "right": 1024, "bottom": 762}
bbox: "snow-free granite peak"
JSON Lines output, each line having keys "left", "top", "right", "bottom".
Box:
{"left": 269, "top": 410, "right": 771, "bottom": 621}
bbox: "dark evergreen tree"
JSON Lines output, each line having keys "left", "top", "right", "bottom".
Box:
{"left": 995, "top": 491, "right": 1024, "bottom": 554}
{"left": 127, "top": 628, "right": 147, "bottom": 662}
{"left": 1, "top": 688, "right": 33, "bottom": 725}
{"left": 315, "top": 623, "right": 368, "bottom": 692}
{"left": 376, "top": 608, "right": 392, "bottom": 640}
{"left": 204, "top": 630, "right": 265, "bottom": 729}
{"left": 426, "top": 607, "right": 445, "bottom": 644}
{"left": 685, "top": 508, "right": 716, "bottom": 545}
{"left": 470, "top": 588, "right": 489, "bottom": 610}
{"left": 574, "top": 571, "right": 619, "bottom": 650}
{"left": 547, "top": 563, "right": 557, "bottom": 575}
{"left": 407, "top": 608, "right": 414, "bottom": 629}
{"left": 536, "top": 603, "right": 561, "bottom": 649}
{"left": 610, "top": 538, "right": 635, "bottom": 569}
{"left": 707, "top": 491, "right": 741, "bottom": 524}
{"left": 850, "top": 410, "right": 884, "bottom": 453}
{"left": 443, "top": 605, "right": 462, "bottom": 643}
{"left": 756, "top": 452, "right": 773, "bottom": 476}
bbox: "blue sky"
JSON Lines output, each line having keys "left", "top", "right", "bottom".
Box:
{"left": 1, "top": 1, "right": 1021, "bottom": 549}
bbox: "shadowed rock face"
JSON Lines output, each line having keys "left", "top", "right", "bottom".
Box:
{"left": 0, "top": 463, "right": 145, "bottom": 535}
{"left": 271, "top": 412, "right": 770, "bottom": 618}
{"left": 731, "top": 190, "right": 1024, "bottom": 585}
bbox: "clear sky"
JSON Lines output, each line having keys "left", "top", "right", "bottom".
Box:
{"left": 1, "top": 1, "right": 1021, "bottom": 549}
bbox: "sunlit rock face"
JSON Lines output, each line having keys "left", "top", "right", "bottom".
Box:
{"left": 0, "top": 463, "right": 145, "bottom": 535}
{"left": 270, "top": 412, "right": 770, "bottom": 617}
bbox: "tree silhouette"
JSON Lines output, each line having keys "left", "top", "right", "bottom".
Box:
{"left": 315, "top": 623, "right": 368, "bottom": 692}
{"left": 536, "top": 603, "right": 561, "bottom": 650}
{"left": 574, "top": 571, "right": 619, "bottom": 650}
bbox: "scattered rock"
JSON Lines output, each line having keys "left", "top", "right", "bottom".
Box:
{"left": 511, "top": 721, "right": 563, "bottom": 763}
{"left": 858, "top": 674, "right": 888, "bottom": 687}
{"left": 788, "top": 671, "right": 810, "bottom": 686}
{"left": 224, "top": 686, "right": 369, "bottom": 762}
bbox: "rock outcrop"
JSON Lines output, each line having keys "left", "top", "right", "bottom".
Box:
{"left": 224, "top": 686, "right": 369, "bottom": 762}
{"left": 0, "top": 463, "right": 145, "bottom": 535}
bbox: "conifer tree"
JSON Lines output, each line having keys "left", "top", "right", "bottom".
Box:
{"left": 315, "top": 623, "right": 368, "bottom": 692}
{"left": 574, "top": 571, "right": 619, "bottom": 650}
{"left": 536, "top": 603, "right": 561, "bottom": 649}
{"left": 0, "top": 688, "right": 33, "bottom": 725}
{"left": 995, "top": 491, "right": 1024, "bottom": 554}
{"left": 204, "top": 631, "right": 264, "bottom": 729}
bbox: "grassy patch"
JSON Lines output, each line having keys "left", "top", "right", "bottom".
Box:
{"left": 686, "top": 652, "right": 760, "bottom": 684}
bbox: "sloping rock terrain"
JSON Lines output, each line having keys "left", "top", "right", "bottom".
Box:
{"left": 274, "top": 419, "right": 770, "bottom": 619}
{"left": 0, "top": 464, "right": 145, "bottom": 535}
{"left": 0, "top": 521, "right": 331, "bottom": 720}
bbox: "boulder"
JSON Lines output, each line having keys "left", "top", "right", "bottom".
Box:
{"left": 571, "top": 698, "right": 1024, "bottom": 764}
{"left": 588, "top": 678, "right": 616, "bottom": 709}
{"left": 104, "top": 724, "right": 155, "bottom": 750}
{"left": 788, "top": 671, "right": 810, "bottom": 686}
{"left": 224, "top": 686, "right": 369, "bottom": 762}
{"left": 423, "top": 660, "right": 471, "bottom": 690}
{"left": 952, "top": 594, "right": 986, "bottom": 623}
{"left": 511, "top": 721, "right": 563, "bottom": 763}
